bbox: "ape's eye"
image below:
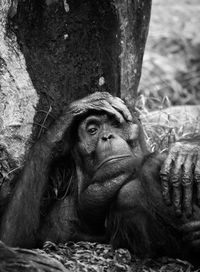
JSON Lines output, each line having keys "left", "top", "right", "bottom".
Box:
{"left": 87, "top": 124, "right": 99, "bottom": 135}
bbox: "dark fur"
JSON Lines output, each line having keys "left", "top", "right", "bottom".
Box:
{"left": 106, "top": 153, "right": 200, "bottom": 264}
{"left": 106, "top": 155, "right": 183, "bottom": 258}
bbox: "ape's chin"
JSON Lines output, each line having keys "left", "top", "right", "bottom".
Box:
{"left": 92, "top": 156, "right": 136, "bottom": 183}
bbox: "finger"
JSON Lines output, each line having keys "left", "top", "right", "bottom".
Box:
{"left": 90, "top": 101, "right": 125, "bottom": 123}
{"left": 182, "top": 155, "right": 194, "bottom": 217}
{"left": 73, "top": 98, "right": 125, "bottom": 123}
{"left": 83, "top": 91, "right": 111, "bottom": 102}
{"left": 160, "top": 155, "right": 174, "bottom": 205}
{"left": 194, "top": 156, "right": 200, "bottom": 206}
{"left": 70, "top": 92, "right": 111, "bottom": 114}
{"left": 189, "top": 239, "right": 200, "bottom": 248}
{"left": 110, "top": 97, "right": 133, "bottom": 122}
{"left": 184, "top": 231, "right": 200, "bottom": 242}
{"left": 171, "top": 154, "right": 185, "bottom": 215}
{"left": 171, "top": 182, "right": 181, "bottom": 216}
{"left": 160, "top": 175, "right": 171, "bottom": 205}
{"left": 180, "top": 221, "right": 200, "bottom": 233}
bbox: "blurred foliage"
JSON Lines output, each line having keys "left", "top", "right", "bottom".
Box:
{"left": 139, "top": 0, "right": 200, "bottom": 110}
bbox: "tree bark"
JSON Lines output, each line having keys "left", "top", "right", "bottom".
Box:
{"left": 0, "top": 0, "right": 38, "bottom": 201}
{"left": 114, "top": 0, "right": 151, "bottom": 101}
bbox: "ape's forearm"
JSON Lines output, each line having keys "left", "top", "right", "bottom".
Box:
{"left": 78, "top": 173, "right": 131, "bottom": 223}
{"left": 0, "top": 138, "right": 53, "bottom": 247}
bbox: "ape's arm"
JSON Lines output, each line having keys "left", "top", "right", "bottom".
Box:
{"left": 0, "top": 138, "right": 54, "bottom": 247}
{"left": 78, "top": 173, "right": 132, "bottom": 226}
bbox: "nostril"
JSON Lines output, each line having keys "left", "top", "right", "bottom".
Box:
{"left": 102, "top": 134, "right": 113, "bottom": 141}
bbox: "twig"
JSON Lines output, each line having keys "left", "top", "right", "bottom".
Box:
{"left": 37, "top": 105, "right": 52, "bottom": 139}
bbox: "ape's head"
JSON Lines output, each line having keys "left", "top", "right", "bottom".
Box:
{"left": 71, "top": 111, "right": 140, "bottom": 190}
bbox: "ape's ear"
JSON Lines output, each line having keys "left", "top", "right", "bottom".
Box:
{"left": 127, "top": 123, "right": 139, "bottom": 141}
{"left": 123, "top": 99, "right": 150, "bottom": 155}
{"left": 127, "top": 117, "right": 150, "bottom": 156}
{"left": 138, "top": 123, "right": 150, "bottom": 156}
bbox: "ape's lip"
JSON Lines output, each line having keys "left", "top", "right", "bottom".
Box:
{"left": 95, "top": 154, "right": 133, "bottom": 171}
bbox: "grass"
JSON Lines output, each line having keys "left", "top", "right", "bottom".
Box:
{"left": 139, "top": 0, "right": 200, "bottom": 110}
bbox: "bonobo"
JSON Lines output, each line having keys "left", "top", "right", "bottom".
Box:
{"left": 76, "top": 110, "right": 200, "bottom": 263}
{"left": 0, "top": 92, "right": 200, "bottom": 264}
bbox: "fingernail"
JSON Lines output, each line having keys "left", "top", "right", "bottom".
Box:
{"left": 128, "top": 115, "right": 133, "bottom": 121}
{"left": 165, "top": 198, "right": 171, "bottom": 206}
{"left": 186, "top": 210, "right": 192, "bottom": 218}
{"left": 175, "top": 209, "right": 182, "bottom": 217}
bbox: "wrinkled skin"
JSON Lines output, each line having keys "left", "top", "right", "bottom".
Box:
{"left": 0, "top": 92, "right": 200, "bottom": 263}
{"left": 161, "top": 140, "right": 200, "bottom": 216}
{"left": 160, "top": 139, "right": 200, "bottom": 250}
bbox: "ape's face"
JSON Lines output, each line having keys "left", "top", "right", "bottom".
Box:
{"left": 74, "top": 112, "right": 139, "bottom": 183}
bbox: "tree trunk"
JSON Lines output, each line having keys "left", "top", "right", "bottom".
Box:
{"left": 0, "top": 0, "right": 151, "bottom": 197}
{"left": 0, "top": 0, "right": 39, "bottom": 202}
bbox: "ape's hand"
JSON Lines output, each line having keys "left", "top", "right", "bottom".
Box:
{"left": 47, "top": 92, "right": 132, "bottom": 144}
{"left": 160, "top": 140, "right": 200, "bottom": 217}
{"left": 69, "top": 92, "right": 132, "bottom": 123}
{"left": 181, "top": 221, "right": 200, "bottom": 250}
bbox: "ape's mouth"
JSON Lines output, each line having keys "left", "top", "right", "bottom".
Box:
{"left": 95, "top": 155, "right": 133, "bottom": 171}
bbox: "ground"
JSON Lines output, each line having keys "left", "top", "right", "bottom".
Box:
{"left": 41, "top": 241, "right": 197, "bottom": 272}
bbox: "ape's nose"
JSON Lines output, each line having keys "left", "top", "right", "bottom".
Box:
{"left": 101, "top": 133, "right": 114, "bottom": 141}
